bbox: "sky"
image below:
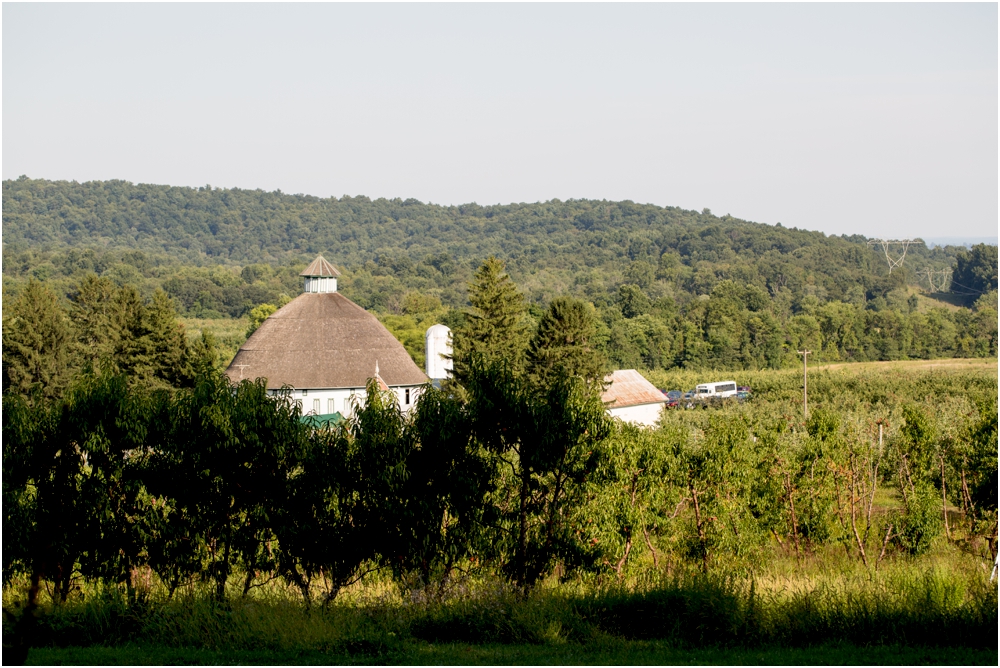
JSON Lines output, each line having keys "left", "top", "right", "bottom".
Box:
{"left": 3, "top": 3, "right": 997, "bottom": 241}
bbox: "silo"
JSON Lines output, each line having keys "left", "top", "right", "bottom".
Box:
{"left": 425, "top": 324, "right": 453, "bottom": 379}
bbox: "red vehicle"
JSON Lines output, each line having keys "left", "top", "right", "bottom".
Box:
{"left": 661, "top": 389, "right": 683, "bottom": 408}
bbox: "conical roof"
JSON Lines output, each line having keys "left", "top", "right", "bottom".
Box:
{"left": 299, "top": 255, "right": 341, "bottom": 277}
{"left": 225, "top": 292, "right": 427, "bottom": 389}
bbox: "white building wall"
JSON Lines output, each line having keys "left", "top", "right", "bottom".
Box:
{"left": 608, "top": 402, "right": 665, "bottom": 428}
{"left": 425, "top": 324, "right": 453, "bottom": 379}
{"left": 303, "top": 276, "right": 338, "bottom": 293}
{"left": 271, "top": 384, "right": 424, "bottom": 418}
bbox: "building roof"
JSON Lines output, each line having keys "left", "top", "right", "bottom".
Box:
{"left": 299, "top": 255, "right": 341, "bottom": 277}
{"left": 224, "top": 292, "right": 427, "bottom": 389}
{"left": 601, "top": 369, "right": 667, "bottom": 408}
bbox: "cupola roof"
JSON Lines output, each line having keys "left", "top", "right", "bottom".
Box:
{"left": 299, "top": 255, "right": 341, "bottom": 278}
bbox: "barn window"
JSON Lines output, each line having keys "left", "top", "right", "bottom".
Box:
{"left": 313, "top": 399, "right": 320, "bottom": 414}
{"left": 328, "top": 399, "right": 335, "bottom": 414}
{"left": 405, "top": 389, "right": 411, "bottom": 404}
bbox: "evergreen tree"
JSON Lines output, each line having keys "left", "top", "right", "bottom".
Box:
{"left": 527, "top": 296, "right": 606, "bottom": 387}
{"left": 2, "top": 280, "right": 77, "bottom": 401}
{"left": 451, "top": 257, "right": 530, "bottom": 384}
{"left": 70, "top": 273, "right": 119, "bottom": 365}
{"left": 70, "top": 276, "right": 191, "bottom": 388}
{"left": 143, "top": 289, "right": 191, "bottom": 388}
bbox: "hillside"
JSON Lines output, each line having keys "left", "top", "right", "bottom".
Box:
{"left": 3, "top": 177, "right": 996, "bottom": 372}
{"left": 2, "top": 177, "right": 966, "bottom": 301}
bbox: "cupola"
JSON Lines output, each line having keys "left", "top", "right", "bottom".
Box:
{"left": 300, "top": 255, "right": 341, "bottom": 293}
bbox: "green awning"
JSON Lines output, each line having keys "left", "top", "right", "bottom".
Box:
{"left": 300, "top": 412, "right": 345, "bottom": 428}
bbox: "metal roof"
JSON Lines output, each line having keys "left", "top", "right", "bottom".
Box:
{"left": 601, "top": 369, "right": 667, "bottom": 408}
{"left": 299, "top": 255, "right": 341, "bottom": 277}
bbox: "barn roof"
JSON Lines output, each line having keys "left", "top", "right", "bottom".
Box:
{"left": 224, "top": 292, "right": 427, "bottom": 389}
{"left": 602, "top": 369, "right": 666, "bottom": 408}
{"left": 299, "top": 255, "right": 341, "bottom": 277}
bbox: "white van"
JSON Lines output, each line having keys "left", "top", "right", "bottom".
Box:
{"left": 695, "top": 381, "right": 738, "bottom": 399}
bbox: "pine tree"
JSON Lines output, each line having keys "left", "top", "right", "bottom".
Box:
{"left": 70, "top": 276, "right": 191, "bottom": 388}
{"left": 451, "top": 257, "right": 530, "bottom": 384}
{"left": 527, "top": 296, "right": 606, "bottom": 387}
{"left": 144, "top": 289, "right": 190, "bottom": 388}
{"left": 70, "top": 273, "right": 119, "bottom": 365}
{"left": 2, "top": 280, "right": 77, "bottom": 401}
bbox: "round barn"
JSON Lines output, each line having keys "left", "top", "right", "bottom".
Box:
{"left": 224, "top": 255, "right": 428, "bottom": 418}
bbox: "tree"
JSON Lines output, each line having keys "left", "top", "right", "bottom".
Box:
{"left": 247, "top": 303, "right": 279, "bottom": 338}
{"left": 618, "top": 284, "right": 651, "bottom": 318}
{"left": 466, "top": 358, "right": 611, "bottom": 590}
{"left": 951, "top": 244, "right": 998, "bottom": 297}
{"left": 394, "top": 386, "right": 493, "bottom": 597}
{"left": 527, "top": 296, "right": 606, "bottom": 387}
{"left": 2, "top": 280, "right": 77, "bottom": 401}
{"left": 451, "top": 257, "right": 530, "bottom": 384}
{"left": 146, "top": 373, "right": 307, "bottom": 600}
{"left": 70, "top": 275, "right": 193, "bottom": 388}
{"left": 70, "top": 273, "right": 120, "bottom": 365}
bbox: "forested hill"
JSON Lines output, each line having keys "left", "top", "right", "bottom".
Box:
{"left": 2, "top": 176, "right": 967, "bottom": 307}
{"left": 3, "top": 177, "right": 997, "bottom": 372}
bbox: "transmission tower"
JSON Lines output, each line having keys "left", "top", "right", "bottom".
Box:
{"left": 868, "top": 239, "right": 916, "bottom": 273}
{"left": 920, "top": 268, "right": 952, "bottom": 292}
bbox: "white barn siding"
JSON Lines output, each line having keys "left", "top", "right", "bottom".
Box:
{"left": 274, "top": 385, "right": 425, "bottom": 418}
{"left": 608, "top": 402, "right": 664, "bottom": 428}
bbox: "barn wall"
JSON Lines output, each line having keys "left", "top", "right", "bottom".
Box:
{"left": 608, "top": 402, "right": 665, "bottom": 427}
{"left": 272, "top": 385, "right": 425, "bottom": 417}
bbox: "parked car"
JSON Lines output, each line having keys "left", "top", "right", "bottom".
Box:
{"left": 737, "top": 386, "right": 752, "bottom": 402}
{"left": 682, "top": 389, "right": 697, "bottom": 409}
{"left": 663, "top": 390, "right": 682, "bottom": 408}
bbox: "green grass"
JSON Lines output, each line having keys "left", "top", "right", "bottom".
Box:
{"left": 25, "top": 641, "right": 999, "bottom": 665}
{"left": 7, "top": 561, "right": 995, "bottom": 661}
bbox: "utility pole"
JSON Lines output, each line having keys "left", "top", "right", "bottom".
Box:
{"left": 797, "top": 350, "right": 811, "bottom": 420}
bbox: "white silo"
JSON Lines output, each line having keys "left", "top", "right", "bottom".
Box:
{"left": 425, "top": 324, "right": 453, "bottom": 379}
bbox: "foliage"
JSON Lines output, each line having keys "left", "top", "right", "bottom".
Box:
{"left": 5, "top": 178, "right": 995, "bottom": 374}
{"left": 527, "top": 296, "right": 607, "bottom": 388}
{"left": 1, "top": 280, "right": 76, "bottom": 401}
{"left": 451, "top": 257, "right": 530, "bottom": 384}
{"left": 951, "top": 243, "right": 998, "bottom": 298}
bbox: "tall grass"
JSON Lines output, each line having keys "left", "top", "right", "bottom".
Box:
{"left": 6, "top": 555, "right": 995, "bottom": 653}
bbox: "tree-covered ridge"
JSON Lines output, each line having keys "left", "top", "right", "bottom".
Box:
{"left": 4, "top": 178, "right": 996, "bottom": 372}
{"left": 2, "top": 176, "right": 968, "bottom": 298}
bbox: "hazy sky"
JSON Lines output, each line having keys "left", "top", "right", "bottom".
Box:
{"left": 3, "top": 3, "right": 997, "bottom": 240}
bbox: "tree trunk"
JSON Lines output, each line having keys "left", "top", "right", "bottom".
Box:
{"left": 642, "top": 527, "right": 659, "bottom": 569}
{"left": 614, "top": 533, "right": 633, "bottom": 577}
{"left": 7, "top": 570, "right": 43, "bottom": 665}
{"left": 517, "top": 468, "right": 530, "bottom": 590}
{"left": 849, "top": 464, "right": 869, "bottom": 568}
{"left": 785, "top": 472, "right": 801, "bottom": 559}
{"left": 688, "top": 474, "right": 709, "bottom": 573}
{"left": 940, "top": 456, "right": 951, "bottom": 540}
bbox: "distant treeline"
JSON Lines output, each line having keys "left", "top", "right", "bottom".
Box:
{"left": 3, "top": 177, "right": 997, "bottom": 371}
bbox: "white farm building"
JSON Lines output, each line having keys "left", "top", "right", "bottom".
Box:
{"left": 224, "top": 255, "right": 428, "bottom": 418}
{"left": 602, "top": 369, "right": 667, "bottom": 427}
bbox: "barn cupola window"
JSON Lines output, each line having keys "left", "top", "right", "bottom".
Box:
{"left": 299, "top": 255, "right": 341, "bottom": 294}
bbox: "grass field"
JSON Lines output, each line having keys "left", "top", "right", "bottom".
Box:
{"left": 25, "top": 642, "right": 999, "bottom": 666}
